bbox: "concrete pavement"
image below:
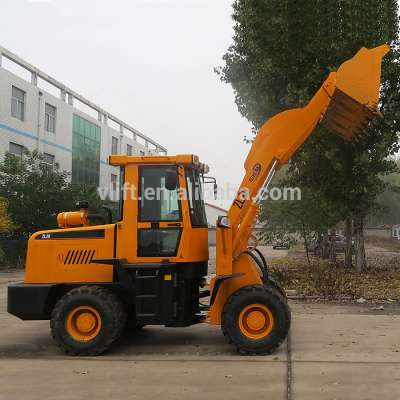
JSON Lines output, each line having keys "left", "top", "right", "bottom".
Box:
{"left": 0, "top": 271, "right": 399, "bottom": 399}
{"left": 291, "top": 302, "right": 400, "bottom": 400}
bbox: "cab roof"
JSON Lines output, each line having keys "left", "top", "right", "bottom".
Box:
{"left": 109, "top": 154, "right": 210, "bottom": 173}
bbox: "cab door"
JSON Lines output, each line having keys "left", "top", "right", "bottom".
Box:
{"left": 136, "top": 165, "right": 182, "bottom": 259}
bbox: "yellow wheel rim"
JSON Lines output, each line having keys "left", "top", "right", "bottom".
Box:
{"left": 66, "top": 306, "right": 102, "bottom": 342}
{"left": 238, "top": 304, "right": 274, "bottom": 340}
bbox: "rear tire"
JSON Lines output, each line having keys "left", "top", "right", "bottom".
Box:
{"left": 51, "top": 286, "right": 126, "bottom": 356}
{"left": 221, "top": 285, "right": 290, "bottom": 355}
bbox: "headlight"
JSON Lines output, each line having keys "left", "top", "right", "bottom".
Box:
{"left": 217, "top": 216, "right": 230, "bottom": 228}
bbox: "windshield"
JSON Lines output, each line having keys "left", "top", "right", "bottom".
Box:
{"left": 185, "top": 168, "right": 207, "bottom": 227}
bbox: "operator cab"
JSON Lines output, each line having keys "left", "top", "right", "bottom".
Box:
{"left": 109, "top": 154, "right": 211, "bottom": 264}
{"left": 107, "top": 154, "right": 212, "bottom": 326}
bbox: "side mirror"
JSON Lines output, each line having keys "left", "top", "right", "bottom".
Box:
{"left": 204, "top": 176, "right": 218, "bottom": 200}
{"left": 165, "top": 169, "right": 179, "bottom": 191}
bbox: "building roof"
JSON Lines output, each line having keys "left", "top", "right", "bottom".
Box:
{"left": 0, "top": 45, "right": 167, "bottom": 153}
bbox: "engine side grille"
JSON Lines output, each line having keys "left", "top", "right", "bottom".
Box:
{"left": 62, "top": 249, "right": 96, "bottom": 265}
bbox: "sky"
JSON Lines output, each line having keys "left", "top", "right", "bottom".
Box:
{"left": 1, "top": 0, "right": 253, "bottom": 208}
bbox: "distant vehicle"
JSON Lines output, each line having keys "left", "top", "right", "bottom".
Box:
{"left": 330, "top": 234, "right": 346, "bottom": 253}
{"left": 272, "top": 240, "right": 290, "bottom": 250}
{"left": 329, "top": 234, "right": 355, "bottom": 254}
{"left": 309, "top": 234, "right": 354, "bottom": 255}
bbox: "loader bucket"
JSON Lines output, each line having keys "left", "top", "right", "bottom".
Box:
{"left": 322, "top": 44, "right": 390, "bottom": 140}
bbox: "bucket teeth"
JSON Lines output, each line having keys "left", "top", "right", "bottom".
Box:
{"left": 321, "top": 44, "right": 389, "bottom": 141}
{"left": 322, "top": 89, "right": 377, "bottom": 140}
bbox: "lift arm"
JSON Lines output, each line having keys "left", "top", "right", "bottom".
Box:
{"left": 226, "top": 44, "right": 390, "bottom": 257}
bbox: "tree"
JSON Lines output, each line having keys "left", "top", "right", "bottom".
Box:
{"left": 218, "top": 0, "right": 400, "bottom": 272}
{"left": 0, "top": 197, "right": 16, "bottom": 233}
{"left": 0, "top": 150, "right": 110, "bottom": 236}
{"left": 0, "top": 151, "right": 72, "bottom": 235}
{"left": 367, "top": 159, "right": 400, "bottom": 226}
{"left": 262, "top": 180, "right": 341, "bottom": 265}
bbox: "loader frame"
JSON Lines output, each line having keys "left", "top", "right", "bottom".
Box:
{"left": 7, "top": 45, "right": 389, "bottom": 356}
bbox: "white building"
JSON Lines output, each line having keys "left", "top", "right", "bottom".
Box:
{"left": 205, "top": 203, "right": 266, "bottom": 246}
{"left": 205, "top": 203, "right": 227, "bottom": 246}
{"left": 205, "top": 203, "right": 228, "bottom": 228}
{"left": 0, "top": 45, "right": 166, "bottom": 192}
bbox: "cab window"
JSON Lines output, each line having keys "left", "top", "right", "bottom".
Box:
{"left": 185, "top": 168, "right": 207, "bottom": 227}
{"left": 139, "top": 166, "right": 181, "bottom": 222}
{"left": 138, "top": 166, "right": 182, "bottom": 257}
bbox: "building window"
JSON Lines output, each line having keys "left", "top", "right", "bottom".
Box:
{"left": 111, "top": 174, "right": 118, "bottom": 192}
{"left": 45, "top": 103, "right": 56, "bottom": 133}
{"left": 112, "top": 136, "right": 118, "bottom": 154}
{"left": 11, "top": 86, "right": 25, "bottom": 121}
{"left": 43, "top": 153, "right": 55, "bottom": 171}
{"left": 127, "top": 144, "right": 132, "bottom": 156}
{"left": 9, "top": 142, "right": 24, "bottom": 158}
{"left": 72, "top": 115, "right": 101, "bottom": 186}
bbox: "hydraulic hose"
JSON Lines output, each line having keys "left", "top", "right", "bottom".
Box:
{"left": 244, "top": 249, "right": 269, "bottom": 284}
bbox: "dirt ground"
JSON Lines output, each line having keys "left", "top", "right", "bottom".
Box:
{"left": 265, "top": 240, "right": 400, "bottom": 301}
{"left": 208, "top": 245, "right": 288, "bottom": 275}
{"left": 1, "top": 265, "right": 400, "bottom": 400}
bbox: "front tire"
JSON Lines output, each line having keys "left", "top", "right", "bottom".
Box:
{"left": 265, "top": 277, "right": 287, "bottom": 300}
{"left": 51, "top": 286, "right": 126, "bottom": 356}
{"left": 221, "top": 285, "right": 290, "bottom": 355}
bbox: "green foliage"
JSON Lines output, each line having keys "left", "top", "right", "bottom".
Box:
{"left": 70, "top": 184, "right": 119, "bottom": 223}
{"left": 367, "top": 159, "right": 400, "bottom": 225}
{"left": 0, "top": 197, "right": 16, "bottom": 233}
{"left": 261, "top": 181, "right": 340, "bottom": 248}
{"left": 0, "top": 246, "right": 6, "bottom": 266}
{"left": 0, "top": 151, "right": 71, "bottom": 234}
{"left": 219, "top": 1, "right": 400, "bottom": 258}
{"left": 0, "top": 150, "right": 110, "bottom": 235}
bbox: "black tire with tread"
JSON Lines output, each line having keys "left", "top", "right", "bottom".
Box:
{"left": 50, "top": 285, "right": 126, "bottom": 356}
{"left": 221, "top": 284, "right": 291, "bottom": 355}
{"left": 265, "top": 277, "right": 287, "bottom": 300}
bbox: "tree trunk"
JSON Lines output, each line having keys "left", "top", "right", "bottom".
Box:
{"left": 329, "top": 240, "right": 336, "bottom": 262}
{"left": 302, "top": 225, "right": 311, "bottom": 267}
{"left": 322, "top": 233, "right": 329, "bottom": 259}
{"left": 315, "top": 232, "right": 322, "bottom": 256}
{"left": 354, "top": 214, "right": 367, "bottom": 273}
{"left": 344, "top": 218, "right": 353, "bottom": 268}
{"left": 305, "top": 241, "right": 311, "bottom": 266}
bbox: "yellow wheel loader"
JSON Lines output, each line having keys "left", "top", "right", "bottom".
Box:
{"left": 8, "top": 45, "right": 389, "bottom": 356}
